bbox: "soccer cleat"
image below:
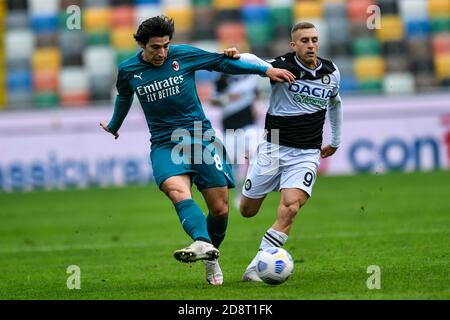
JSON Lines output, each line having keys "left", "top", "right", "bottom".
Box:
{"left": 173, "top": 240, "right": 220, "bottom": 263}
{"left": 242, "top": 266, "right": 263, "bottom": 282}
{"left": 204, "top": 259, "right": 223, "bottom": 285}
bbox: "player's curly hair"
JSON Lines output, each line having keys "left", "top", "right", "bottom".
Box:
{"left": 134, "top": 15, "right": 175, "bottom": 44}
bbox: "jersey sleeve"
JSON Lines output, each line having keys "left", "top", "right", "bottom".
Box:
{"left": 331, "top": 63, "right": 341, "bottom": 98}
{"left": 107, "top": 67, "right": 134, "bottom": 133}
{"left": 116, "top": 67, "right": 134, "bottom": 96}
{"left": 180, "top": 45, "right": 268, "bottom": 76}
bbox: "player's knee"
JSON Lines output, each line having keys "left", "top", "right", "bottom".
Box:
{"left": 164, "top": 188, "right": 190, "bottom": 204}
{"left": 209, "top": 199, "right": 229, "bottom": 219}
{"left": 240, "top": 204, "right": 258, "bottom": 218}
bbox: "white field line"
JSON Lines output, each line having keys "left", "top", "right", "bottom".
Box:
{"left": 0, "top": 228, "right": 448, "bottom": 254}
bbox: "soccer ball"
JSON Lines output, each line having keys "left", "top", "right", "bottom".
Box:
{"left": 256, "top": 247, "right": 294, "bottom": 285}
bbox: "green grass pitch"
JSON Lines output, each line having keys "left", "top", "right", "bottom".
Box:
{"left": 0, "top": 170, "right": 449, "bottom": 300}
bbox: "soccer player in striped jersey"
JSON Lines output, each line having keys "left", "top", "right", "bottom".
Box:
{"left": 224, "top": 22, "right": 343, "bottom": 282}
{"left": 100, "top": 15, "right": 295, "bottom": 285}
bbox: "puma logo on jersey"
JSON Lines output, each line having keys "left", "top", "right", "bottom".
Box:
{"left": 134, "top": 72, "right": 143, "bottom": 80}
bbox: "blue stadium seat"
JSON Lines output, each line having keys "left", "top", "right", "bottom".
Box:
{"left": 31, "top": 14, "right": 58, "bottom": 34}
{"left": 241, "top": 5, "right": 270, "bottom": 24}
{"left": 405, "top": 20, "right": 430, "bottom": 38}
{"left": 7, "top": 69, "right": 32, "bottom": 92}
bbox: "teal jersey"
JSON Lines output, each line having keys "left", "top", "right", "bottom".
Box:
{"left": 107, "top": 44, "right": 268, "bottom": 148}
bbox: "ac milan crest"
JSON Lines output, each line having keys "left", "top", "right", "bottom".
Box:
{"left": 172, "top": 60, "right": 180, "bottom": 71}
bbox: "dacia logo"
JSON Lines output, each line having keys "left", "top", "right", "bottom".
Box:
{"left": 288, "top": 83, "right": 333, "bottom": 99}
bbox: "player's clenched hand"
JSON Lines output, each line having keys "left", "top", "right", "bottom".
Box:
{"left": 100, "top": 122, "right": 119, "bottom": 140}
{"left": 223, "top": 47, "right": 241, "bottom": 59}
{"left": 266, "top": 68, "right": 296, "bottom": 84}
{"left": 320, "top": 145, "right": 337, "bottom": 158}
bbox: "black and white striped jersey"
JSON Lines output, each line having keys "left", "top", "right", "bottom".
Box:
{"left": 241, "top": 52, "right": 342, "bottom": 150}
{"left": 266, "top": 52, "right": 340, "bottom": 149}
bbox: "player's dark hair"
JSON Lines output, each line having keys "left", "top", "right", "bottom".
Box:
{"left": 133, "top": 15, "right": 175, "bottom": 44}
{"left": 291, "top": 22, "right": 316, "bottom": 35}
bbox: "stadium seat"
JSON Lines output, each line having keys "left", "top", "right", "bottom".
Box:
{"left": 434, "top": 54, "right": 450, "bottom": 80}
{"left": 245, "top": 21, "right": 272, "bottom": 48}
{"left": 35, "top": 33, "right": 59, "bottom": 48}
{"left": 33, "top": 70, "right": 58, "bottom": 91}
{"left": 432, "top": 34, "right": 450, "bottom": 54}
{"left": 410, "top": 57, "right": 434, "bottom": 74}
{"left": 354, "top": 56, "right": 385, "bottom": 81}
{"left": 241, "top": 4, "right": 269, "bottom": 24}
{"left": 164, "top": 6, "right": 193, "bottom": 33}
{"left": 399, "top": 0, "right": 428, "bottom": 21}
{"left": 84, "top": 46, "right": 116, "bottom": 77}
{"left": 116, "top": 49, "right": 138, "bottom": 65}
{"left": 7, "top": 0, "right": 28, "bottom": 11}
{"left": 347, "top": 0, "right": 375, "bottom": 22}
{"left": 7, "top": 69, "right": 32, "bottom": 92}
{"left": 32, "top": 47, "right": 61, "bottom": 72}
{"left": 382, "top": 40, "right": 407, "bottom": 56}
{"left": 405, "top": 20, "right": 431, "bottom": 38}
{"left": 59, "top": 67, "right": 90, "bottom": 106}
{"left": 59, "top": 30, "right": 84, "bottom": 62}
{"left": 111, "top": 6, "right": 135, "bottom": 27}
{"left": 6, "top": 11, "right": 29, "bottom": 29}
{"left": 83, "top": 7, "right": 111, "bottom": 32}
{"left": 111, "top": 26, "right": 137, "bottom": 50}
{"left": 192, "top": 0, "right": 214, "bottom": 6}
{"left": 383, "top": 72, "right": 415, "bottom": 94}
{"left": 376, "top": 15, "right": 404, "bottom": 42}
{"left": 377, "top": 0, "right": 399, "bottom": 15}
{"left": 352, "top": 37, "right": 380, "bottom": 56}
{"left": 216, "top": 21, "right": 246, "bottom": 44}
{"left": 213, "top": 0, "right": 241, "bottom": 10}
{"left": 133, "top": 0, "right": 160, "bottom": 4}
{"left": 29, "top": 0, "right": 59, "bottom": 15}
{"left": 61, "top": 92, "right": 90, "bottom": 107}
{"left": 85, "top": 0, "right": 112, "bottom": 6}
{"left": 350, "top": 21, "right": 374, "bottom": 37}
{"left": 135, "top": 4, "right": 162, "bottom": 26}
{"left": 414, "top": 72, "right": 439, "bottom": 90}
{"left": 358, "top": 79, "right": 382, "bottom": 94}
{"left": 86, "top": 31, "right": 111, "bottom": 46}
{"left": 31, "top": 14, "right": 58, "bottom": 34}
{"left": 330, "top": 56, "right": 354, "bottom": 77}
{"left": 270, "top": 6, "right": 293, "bottom": 37}
{"left": 294, "top": 0, "right": 323, "bottom": 20}
{"left": 59, "top": 67, "right": 89, "bottom": 93}
{"left": 428, "top": 0, "right": 450, "bottom": 18}
{"left": 323, "top": 1, "right": 347, "bottom": 20}
{"left": 430, "top": 17, "right": 450, "bottom": 33}
{"left": 192, "top": 6, "right": 215, "bottom": 40}
{"left": 32, "top": 92, "right": 59, "bottom": 108}
{"left": 407, "top": 37, "right": 430, "bottom": 60}
{"left": 339, "top": 74, "right": 358, "bottom": 94}
{"left": 326, "top": 18, "right": 351, "bottom": 46}
{"left": 386, "top": 55, "right": 410, "bottom": 72}
{"left": 61, "top": 0, "right": 82, "bottom": 7}
{"left": 5, "top": 29, "right": 35, "bottom": 64}
{"left": 8, "top": 90, "right": 33, "bottom": 107}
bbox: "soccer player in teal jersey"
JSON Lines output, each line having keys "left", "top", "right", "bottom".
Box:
{"left": 100, "top": 15, "right": 295, "bottom": 285}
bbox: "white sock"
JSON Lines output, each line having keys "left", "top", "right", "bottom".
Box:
{"left": 246, "top": 228, "right": 288, "bottom": 270}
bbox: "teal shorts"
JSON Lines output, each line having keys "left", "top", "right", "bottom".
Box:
{"left": 150, "top": 137, "right": 235, "bottom": 191}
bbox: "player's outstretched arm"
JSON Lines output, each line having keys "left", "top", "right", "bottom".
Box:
{"left": 266, "top": 68, "right": 295, "bottom": 84}
{"left": 223, "top": 48, "right": 295, "bottom": 84}
{"left": 100, "top": 122, "right": 119, "bottom": 140}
